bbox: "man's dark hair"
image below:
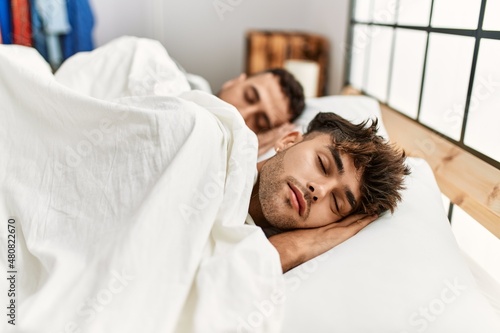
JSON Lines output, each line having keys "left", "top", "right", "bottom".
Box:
{"left": 262, "top": 68, "right": 305, "bottom": 122}
{"left": 305, "top": 112, "right": 411, "bottom": 215}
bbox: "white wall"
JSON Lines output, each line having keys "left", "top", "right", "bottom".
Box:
{"left": 305, "top": 0, "right": 351, "bottom": 95}
{"left": 90, "top": 0, "right": 350, "bottom": 95}
{"left": 90, "top": 0, "right": 154, "bottom": 45}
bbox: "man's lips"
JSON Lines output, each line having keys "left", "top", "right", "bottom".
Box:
{"left": 288, "top": 182, "right": 307, "bottom": 216}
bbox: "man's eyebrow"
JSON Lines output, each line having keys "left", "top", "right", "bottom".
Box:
{"left": 345, "top": 187, "right": 357, "bottom": 211}
{"left": 328, "top": 146, "right": 344, "bottom": 174}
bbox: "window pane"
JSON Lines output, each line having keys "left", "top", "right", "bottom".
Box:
{"left": 464, "top": 38, "right": 500, "bottom": 162}
{"left": 388, "top": 29, "right": 427, "bottom": 118}
{"left": 372, "top": 0, "right": 396, "bottom": 24}
{"left": 420, "top": 33, "right": 475, "bottom": 140}
{"left": 483, "top": 0, "right": 500, "bottom": 31}
{"left": 451, "top": 206, "right": 500, "bottom": 284}
{"left": 431, "top": 0, "right": 481, "bottom": 29}
{"left": 397, "top": 0, "right": 432, "bottom": 26}
{"left": 354, "top": 0, "right": 372, "bottom": 22}
{"left": 349, "top": 24, "right": 371, "bottom": 90}
{"left": 365, "top": 26, "right": 393, "bottom": 102}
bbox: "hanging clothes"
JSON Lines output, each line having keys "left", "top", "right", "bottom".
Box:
{"left": 11, "top": 0, "right": 32, "bottom": 46}
{"left": 62, "top": 0, "right": 95, "bottom": 59}
{"left": 0, "top": 0, "right": 12, "bottom": 44}
{"left": 30, "top": 0, "right": 48, "bottom": 59}
{"left": 34, "top": 0, "right": 71, "bottom": 68}
{"left": 2, "top": 0, "right": 95, "bottom": 67}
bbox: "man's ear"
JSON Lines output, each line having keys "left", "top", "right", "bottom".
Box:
{"left": 275, "top": 131, "right": 303, "bottom": 151}
{"left": 221, "top": 73, "right": 247, "bottom": 90}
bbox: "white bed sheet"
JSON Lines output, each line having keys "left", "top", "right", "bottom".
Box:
{"left": 0, "top": 42, "right": 284, "bottom": 333}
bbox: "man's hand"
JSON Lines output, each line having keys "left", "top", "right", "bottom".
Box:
{"left": 257, "top": 123, "right": 296, "bottom": 157}
{"left": 268, "top": 214, "right": 378, "bottom": 273}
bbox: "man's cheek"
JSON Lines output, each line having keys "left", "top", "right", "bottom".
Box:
{"left": 309, "top": 210, "right": 337, "bottom": 228}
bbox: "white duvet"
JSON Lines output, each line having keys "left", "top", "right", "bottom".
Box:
{"left": 0, "top": 38, "right": 283, "bottom": 333}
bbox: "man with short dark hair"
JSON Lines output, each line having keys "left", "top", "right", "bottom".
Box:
{"left": 217, "top": 68, "right": 305, "bottom": 156}
{"left": 249, "top": 112, "right": 410, "bottom": 272}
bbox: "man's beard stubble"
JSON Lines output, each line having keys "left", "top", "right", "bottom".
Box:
{"left": 258, "top": 150, "right": 311, "bottom": 230}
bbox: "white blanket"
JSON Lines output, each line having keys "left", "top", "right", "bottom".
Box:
{"left": 0, "top": 41, "right": 283, "bottom": 333}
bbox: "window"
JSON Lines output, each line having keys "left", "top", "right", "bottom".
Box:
{"left": 483, "top": 0, "right": 500, "bottom": 31}
{"left": 365, "top": 26, "right": 393, "bottom": 102}
{"left": 431, "top": 0, "right": 482, "bottom": 29}
{"left": 347, "top": 0, "right": 500, "bottom": 282}
{"left": 419, "top": 33, "right": 475, "bottom": 140}
{"left": 347, "top": 0, "right": 500, "bottom": 167}
{"left": 464, "top": 38, "right": 500, "bottom": 161}
{"left": 388, "top": 28, "right": 427, "bottom": 118}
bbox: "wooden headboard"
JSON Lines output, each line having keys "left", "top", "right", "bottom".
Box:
{"left": 245, "top": 30, "right": 329, "bottom": 97}
{"left": 342, "top": 86, "right": 500, "bottom": 239}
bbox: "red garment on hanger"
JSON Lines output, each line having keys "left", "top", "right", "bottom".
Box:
{"left": 11, "top": 0, "right": 32, "bottom": 46}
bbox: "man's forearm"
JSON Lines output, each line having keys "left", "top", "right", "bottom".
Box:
{"left": 268, "top": 228, "right": 325, "bottom": 273}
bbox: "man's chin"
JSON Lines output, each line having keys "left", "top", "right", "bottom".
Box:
{"left": 263, "top": 213, "right": 297, "bottom": 231}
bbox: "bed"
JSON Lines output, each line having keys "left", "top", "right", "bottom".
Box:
{"left": 1, "top": 36, "right": 499, "bottom": 332}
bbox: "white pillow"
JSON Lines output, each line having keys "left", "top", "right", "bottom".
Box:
{"left": 282, "top": 157, "right": 500, "bottom": 332}
{"left": 295, "top": 95, "right": 389, "bottom": 139}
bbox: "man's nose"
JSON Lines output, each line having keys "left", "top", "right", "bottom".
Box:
{"left": 308, "top": 179, "right": 337, "bottom": 202}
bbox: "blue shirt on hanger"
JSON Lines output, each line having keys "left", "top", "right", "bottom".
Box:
{"left": 61, "top": 0, "right": 95, "bottom": 59}
{"left": 30, "top": 0, "right": 48, "bottom": 60}
{"left": 0, "top": 0, "right": 12, "bottom": 44}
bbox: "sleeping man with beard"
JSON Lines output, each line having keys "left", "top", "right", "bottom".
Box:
{"left": 248, "top": 112, "right": 410, "bottom": 273}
